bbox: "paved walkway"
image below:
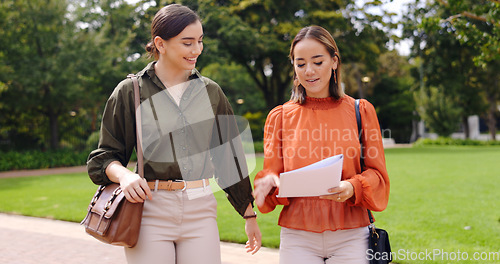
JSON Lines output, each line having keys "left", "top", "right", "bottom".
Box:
{"left": 0, "top": 165, "right": 90, "bottom": 178}
{"left": 0, "top": 166, "right": 279, "bottom": 264}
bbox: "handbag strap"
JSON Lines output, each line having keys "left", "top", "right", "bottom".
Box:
{"left": 355, "top": 99, "right": 374, "bottom": 225}
{"left": 128, "top": 74, "right": 144, "bottom": 179}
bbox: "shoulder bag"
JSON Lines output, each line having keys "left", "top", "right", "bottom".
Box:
{"left": 81, "top": 74, "right": 145, "bottom": 247}
{"left": 355, "top": 99, "right": 393, "bottom": 264}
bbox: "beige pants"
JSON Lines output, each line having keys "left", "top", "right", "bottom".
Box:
{"left": 279, "top": 226, "right": 369, "bottom": 264}
{"left": 125, "top": 187, "right": 221, "bottom": 264}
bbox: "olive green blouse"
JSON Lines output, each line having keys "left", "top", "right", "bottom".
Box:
{"left": 87, "top": 61, "right": 253, "bottom": 216}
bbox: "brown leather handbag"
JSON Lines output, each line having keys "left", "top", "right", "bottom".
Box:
{"left": 81, "top": 74, "right": 145, "bottom": 247}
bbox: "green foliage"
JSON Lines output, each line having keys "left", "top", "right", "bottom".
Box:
{"left": 243, "top": 112, "right": 266, "bottom": 142}
{"left": 85, "top": 131, "right": 100, "bottom": 151}
{"left": 415, "top": 86, "right": 461, "bottom": 137}
{"left": 200, "top": 0, "right": 394, "bottom": 109}
{"left": 0, "top": 150, "right": 88, "bottom": 171}
{"left": 0, "top": 0, "right": 76, "bottom": 149}
{"left": 201, "top": 62, "right": 267, "bottom": 116}
{"left": 2, "top": 0, "right": 496, "bottom": 154}
{"left": 413, "top": 137, "right": 500, "bottom": 146}
{"left": 420, "top": 14, "right": 486, "bottom": 119}
{"left": 252, "top": 141, "right": 264, "bottom": 153}
{"left": 435, "top": 0, "right": 500, "bottom": 67}
{"left": 0, "top": 0, "right": 411, "bottom": 151}
{"left": 403, "top": 0, "right": 499, "bottom": 139}
{"left": 368, "top": 51, "right": 417, "bottom": 143}
{"left": 201, "top": 62, "right": 267, "bottom": 142}
{"left": 0, "top": 0, "right": 147, "bottom": 150}
{"left": 199, "top": 0, "right": 295, "bottom": 109}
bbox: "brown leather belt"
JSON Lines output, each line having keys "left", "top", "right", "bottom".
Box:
{"left": 147, "top": 179, "right": 209, "bottom": 191}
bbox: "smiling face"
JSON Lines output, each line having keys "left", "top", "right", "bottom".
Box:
{"left": 293, "top": 38, "right": 338, "bottom": 98}
{"left": 155, "top": 20, "right": 204, "bottom": 71}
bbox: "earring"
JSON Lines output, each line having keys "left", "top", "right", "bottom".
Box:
{"left": 333, "top": 69, "right": 337, "bottom": 83}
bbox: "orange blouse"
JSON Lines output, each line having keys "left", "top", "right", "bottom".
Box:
{"left": 255, "top": 95, "right": 390, "bottom": 233}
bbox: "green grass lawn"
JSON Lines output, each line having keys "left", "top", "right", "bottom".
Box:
{"left": 380, "top": 146, "right": 500, "bottom": 263}
{"left": 0, "top": 146, "right": 499, "bottom": 263}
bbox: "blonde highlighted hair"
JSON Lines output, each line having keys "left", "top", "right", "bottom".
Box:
{"left": 289, "top": 25, "right": 344, "bottom": 104}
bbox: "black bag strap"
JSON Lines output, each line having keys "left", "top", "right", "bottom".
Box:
{"left": 355, "top": 99, "right": 375, "bottom": 225}
{"left": 355, "top": 99, "right": 365, "bottom": 170}
{"left": 128, "top": 74, "right": 144, "bottom": 179}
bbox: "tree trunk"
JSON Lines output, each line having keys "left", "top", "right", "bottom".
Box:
{"left": 253, "top": 65, "right": 291, "bottom": 110}
{"left": 48, "top": 107, "right": 59, "bottom": 149}
{"left": 353, "top": 66, "right": 365, "bottom": 99}
{"left": 263, "top": 90, "right": 276, "bottom": 110}
{"left": 273, "top": 72, "right": 288, "bottom": 109}
{"left": 261, "top": 82, "right": 288, "bottom": 110}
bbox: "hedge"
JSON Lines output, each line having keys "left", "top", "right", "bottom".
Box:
{"left": 413, "top": 137, "right": 500, "bottom": 146}
{"left": 0, "top": 149, "right": 89, "bottom": 171}
{"left": 0, "top": 142, "right": 263, "bottom": 172}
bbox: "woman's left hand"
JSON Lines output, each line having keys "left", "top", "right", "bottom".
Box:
{"left": 319, "top": 181, "right": 354, "bottom": 202}
{"left": 244, "top": 218, "right": 262, "bottom": 254}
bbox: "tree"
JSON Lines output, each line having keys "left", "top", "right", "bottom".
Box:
{"left": 201, "top": 62, "right": 266, "bottom": 116}
{"left": 436, "top": 0, "right": 500, "bottom": 140}
{"left": 368, "top": 51, "right": 417, "bottom": 143}
{"left": 476, "top": 60, "right": 500, "bottom": 140}
{"left": 73, "top": 0, "right": 150, "bottom": 132}
{"left": 201, "top": 62, "right": 268, "bottom": 141}
{"left": 422, "top": 17, "right": 486, "bottom": 138}
{"left": 403, "top": 0, "right": 497, "bottom": 139}
{"left": 434, "top": 0, "right": 500, "bottom": 141}
{"left": 435, "top": 0, "right": 500, "bottom": 67}
{"left": 415, "top": 85, "right": 462, "bottom": 137}
{"left": 0, "top": 0, "right": 81, "bottom": 149}
{"left": 0, "top": 0, "right": 147, "bottom": 150}
{"left": 199, "top": 0, "right": 392, "bottom": 109}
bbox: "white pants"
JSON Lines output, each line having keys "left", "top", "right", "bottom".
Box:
{"left": 279, "top": 226, "right": 369, "bottom": 264}
{"left": 125, "top": 187, "right": 221, "bottom": 264}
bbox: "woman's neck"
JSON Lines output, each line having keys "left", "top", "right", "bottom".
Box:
{"left": 154, "top": 60, "right": 191, "bottom": 87}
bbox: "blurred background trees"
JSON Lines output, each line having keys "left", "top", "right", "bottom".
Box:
{"left": 403, "top": 0, "right": 499, "bottom": 140}
{"left": 0, "top": 0, "right": 498, "bottom": 152}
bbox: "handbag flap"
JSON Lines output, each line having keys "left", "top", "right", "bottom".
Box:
{"left": 89, "top": 184, "right": 126, "bottom": 219}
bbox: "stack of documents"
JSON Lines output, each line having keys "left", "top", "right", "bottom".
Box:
{"left": 277, "top": 154, "right": 343, "bottom": 198}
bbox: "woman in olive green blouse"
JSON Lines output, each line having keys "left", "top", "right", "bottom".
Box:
{"left": 87, "top": 4, "right": 261, "bottom": 264}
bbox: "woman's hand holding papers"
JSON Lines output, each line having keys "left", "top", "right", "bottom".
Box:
{"left": 253, "top": 175, "right": 280, "bottom": 207}
{"left": 319, "top": 181, "right": 354, "bottom": 202}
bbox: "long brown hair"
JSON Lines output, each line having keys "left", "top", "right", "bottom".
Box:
{"left": 289, "top": 25, "right": 344, "bottom": 104}
{"left": 145, "top": 4, "right": 201, "bottom": 60}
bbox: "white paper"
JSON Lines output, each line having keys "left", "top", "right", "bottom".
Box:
{"left": 277, "top": 154, "right": 343, "bottom": 197}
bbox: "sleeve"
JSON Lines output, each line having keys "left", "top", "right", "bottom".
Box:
{"left": 86, "top": 79, "right": 137, "bottom": 186}
{"left": 346, "top": 99, "right": 390, "bottom": 212}
{"left": 209, "top": 81, "right": 254, "bottom": 216}
{"left": 254, "top": 105, "right": 290, "bottom": 214}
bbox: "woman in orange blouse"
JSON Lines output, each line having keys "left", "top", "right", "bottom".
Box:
{"left": 253, "top": 25, "right": 390, "bottom": 264}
